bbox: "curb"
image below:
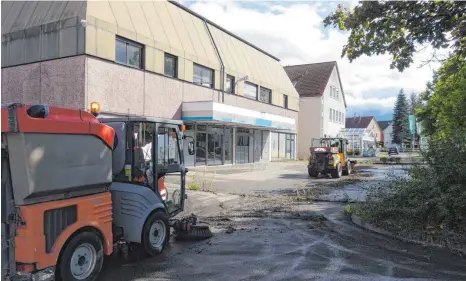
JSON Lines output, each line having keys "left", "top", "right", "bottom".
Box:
{"left": 350, "top": 214, "right": 466, "bottom": 257}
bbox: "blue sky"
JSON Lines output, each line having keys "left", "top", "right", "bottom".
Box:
{"left": 180, "top": 0, "right": 441, "bottom": 122}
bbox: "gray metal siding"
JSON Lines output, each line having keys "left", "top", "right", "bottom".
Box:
{"left": 1, "top": 1, "right": 87, "bottom": 67}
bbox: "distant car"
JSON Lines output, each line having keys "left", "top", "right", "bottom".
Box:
{"left": 388, "top": 146, "right": 399, "bottom": 155}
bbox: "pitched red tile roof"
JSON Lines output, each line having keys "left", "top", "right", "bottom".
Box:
{"left": 345, "top": 116, "right": 375, "bottom": 129}
{"left": 284, "top": 61, "right": 346, "bottom": 107}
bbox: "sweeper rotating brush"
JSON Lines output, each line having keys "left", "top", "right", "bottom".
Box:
{"left": 170, "top": 214, "right": 213, "bottom": 241}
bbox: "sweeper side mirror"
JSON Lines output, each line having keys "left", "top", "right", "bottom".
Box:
{"left": 188, "top": 141, "right": 195, "bottom": 155}
{"left": 182, "top": 135, "right": 195, "bottom": 155}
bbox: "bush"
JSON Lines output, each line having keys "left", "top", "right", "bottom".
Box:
{"left": 363, "top": 129, "right": 466, "bottom": 237}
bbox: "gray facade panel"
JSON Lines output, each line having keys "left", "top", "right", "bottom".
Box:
{"left": 41, "top": 30, "right": 59, "bottom": 60}
{"left": 1, "top": 41, "right": 9, "bottom": 67}
{"left": 1, "top": 1, "right": 25, "bottom": 34}
{"left": 44, "top": 1, "right": 68, "bottom": 24}
{"left": 27, "top": 1, "right": 53, "bottom": 28}
{"left": 10, "top": 1, "right": 39, "bottom": 33}
{"left": 9, "top": 38, "right": 24, "bottom": 66}
{"left": 24, "top": 35, "right": 41, "bottom": 64}
{"left": 59, "top": 26, "right": 78, "bottom": 57}
{"left": 1, "top": 1, "right": 87, "bottom": 67}
{"left": 61, "top": 1, "right": 85, "bottom": 20}
{"left": 1, "top": 1, "right": 15, "bottom": 25}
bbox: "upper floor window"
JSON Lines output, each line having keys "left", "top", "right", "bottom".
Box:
{"left": 283, "top": 94, "right": 289, "bottom": 109}
{"left": 225, "top": 75, "right": 235, "bottom": 94}
{"left": 244, "top": 82, "right": 257, "bottom": 100}
{"left": 259, "top": 87, "right": 272, "bottom": 104}
{"left": 329, "top": 108, "right": 332, "bottom": 120}
{"left": 193, "top": 64, "right": 214, "bottom": 88}
{"left": 336, "top": 89, "right": 339, "bottom": 100}
{"left": 115, "top": 36, "right": 143, "bottom": 69}
{"left": 164, "top": 53, "right": 177, "bottom": 78}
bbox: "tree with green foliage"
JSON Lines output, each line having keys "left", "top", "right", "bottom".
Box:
{"left": 324, "top": 1, "right": 466, "bottom": 247}
{"left": 323, "top": 1, "right": 466, "bottom": 72}
{"left": 391, "top": 90, "right": 410, "bottom": 145}
{"left": 416, "top": 57, "right": 466, "bottom": 140}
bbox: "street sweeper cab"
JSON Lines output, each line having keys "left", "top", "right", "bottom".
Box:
{"left": 1, "top": 102, "right": 203, "bottom": 281}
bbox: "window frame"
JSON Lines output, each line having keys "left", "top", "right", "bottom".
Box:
{"left": 115, "top": 36, "right": 144, "bottom": 69}
{"left": 225, "top": 74, "right": 235, "bottom": 94}
{"left": 243, "top": 81, "right": 258, "bottom": 100}
{"left": 283, "top": 94, "right": 289, "bottom": 109}
{"left": 259, "top": 86, "right": 272, "bottom": 104}
{"left": 164, "top": 53, "right": 178, "bottom": 78}
{"left": 193, "top": 63, "right": 215, "bottom": 88}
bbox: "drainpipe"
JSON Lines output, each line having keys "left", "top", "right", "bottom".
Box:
{"left": 204, "top": 19, "right": 225, "bottom": 103}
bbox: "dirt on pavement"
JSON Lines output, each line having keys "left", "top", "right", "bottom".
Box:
{"left": 99, "top": 192, "right": 466, "bottom": 281}
{"left": 98, "top": 163, "right": 466, "bottom": 281}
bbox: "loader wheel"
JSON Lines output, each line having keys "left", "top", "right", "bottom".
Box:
{"left": 142, "top": 210, "right": 170, "bottom": 256}
{"left": 308, "top": 167, "right": 318, "bottom": 177}
{"left": 331, "top": 163, "right": 342, "bottom": 178}
{"left": 343, "top": 161, "right": 352, "bottom": 176}
{"left": 57, "top": 231, "right": 104, "bottom": 281}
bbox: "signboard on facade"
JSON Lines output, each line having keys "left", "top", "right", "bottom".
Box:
{"left": 409, "top": 115, "right": 415, "bottom": 135}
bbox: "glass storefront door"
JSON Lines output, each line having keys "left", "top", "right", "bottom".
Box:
{"left": 236, "top": 129, "right": 250, "bottom": 164}
{"left": 196, "top": 132, "right": 207, "bottom": 165}
{"left": 207, "top": 133, "right": 222, "bottom": 165}
{"left": 224, "top": 128, "right": 232, "bottom": 164}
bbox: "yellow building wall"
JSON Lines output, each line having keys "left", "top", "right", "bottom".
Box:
{"left": 86, "top": 0, "right": 220, "bottom": 82}
{"left": 85, "top": 0, "right": 299, "bottom": 110}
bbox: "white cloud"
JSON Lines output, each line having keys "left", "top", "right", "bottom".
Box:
{"left": 188, "top": 1, "right": 444, "bottom": 117}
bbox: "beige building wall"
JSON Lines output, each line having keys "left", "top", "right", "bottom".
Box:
{"left": 367, "top": 118, "right": 383, "bottom": 142}
{"left": 297, "top": 96, "right": 322, "bottom": 159}
{"left": 85, "top": 0, "right": 221, "bottom": 85}
{"left": 84, "top": 0, "right": 299, "bottom": 111}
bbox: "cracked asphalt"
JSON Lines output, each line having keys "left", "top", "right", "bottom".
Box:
{"left": 98, "top": 162, "right": 466, "bottom": 281}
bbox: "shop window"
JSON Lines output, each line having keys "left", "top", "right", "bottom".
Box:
{"left": 164, "top": 53, "right": 177, "bottom": 78}
{"left": 225, "top": 75, "right": 235, "bottom": 94}
{"left": 259, "top": 87, "right": 271, "bottom": 103}
{"left": 244, "top": 82, "right": 258, "bottom": 100}
{"left": 115, "top": 36, "right": 143, "bottom": 69}
{"left": 193, "top": 64, "right": 214, "bottom": 88}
